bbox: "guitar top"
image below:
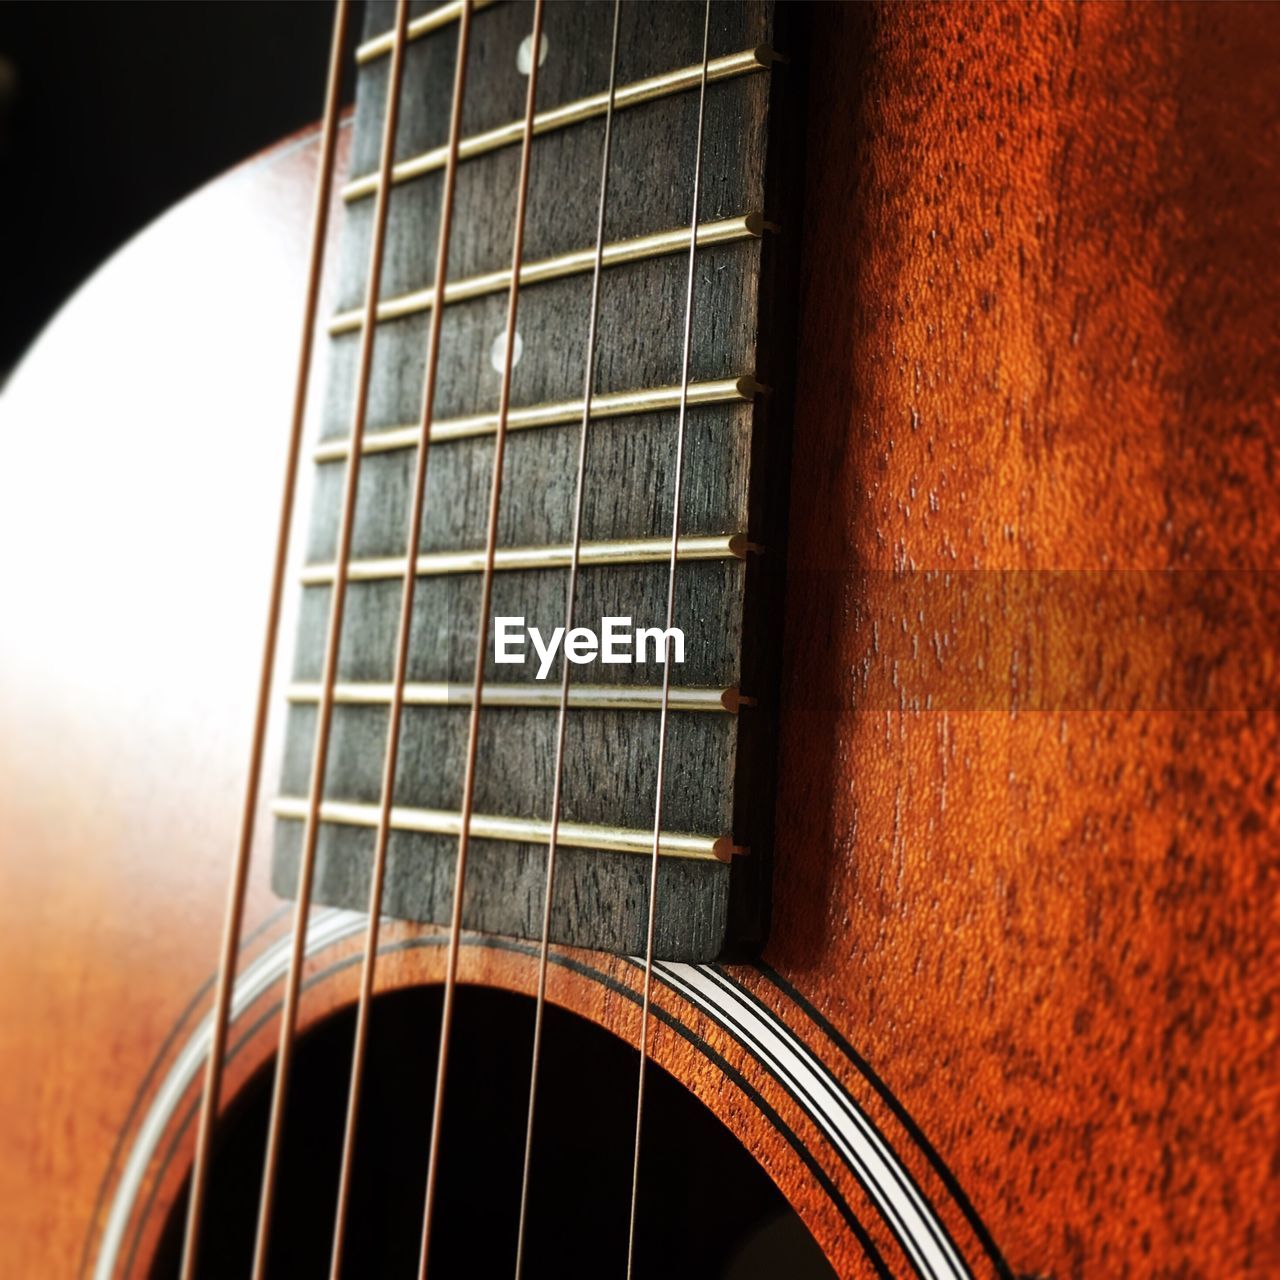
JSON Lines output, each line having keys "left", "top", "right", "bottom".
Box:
{"left": 0, "top": 2, "right": 1276, "bottom": 1278}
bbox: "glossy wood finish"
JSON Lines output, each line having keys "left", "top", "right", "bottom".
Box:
{"left": 772, "top": 2, "right": 1280, "bottom": 1275}
{"left": 0, "top": 127, "right": 331, "bottom": 1277}
{"left": 0, "top": 4, "right": 1276, "bottom": 1278}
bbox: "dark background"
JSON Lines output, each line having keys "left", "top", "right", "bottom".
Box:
{"left": 0, "top": 1, "right": 362, "bottom": 375}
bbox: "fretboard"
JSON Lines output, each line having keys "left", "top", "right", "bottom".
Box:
{"left": 272, "top": 0, "right": 799, "bottom": 961}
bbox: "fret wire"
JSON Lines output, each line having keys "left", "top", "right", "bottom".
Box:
{"left": 326, "top": 3, "right": 474, "bottom": 1278}
{"left": 343, "top": 46, "right": 777, "bottom": 201}
{"left": 328, "top": 213, "right": 773, "bottom": 334}
{"left": 417, "top": 3, "right": 545, "bottom": 1273}
{"left": 628, "top": 5, "right": 715, "bottom": 1275}
{"left": 285, "top": 680, "right": 747, "bottom": 713}
{"left": 516, "top": 5, "right": 623, "bottom": 1270}
{"left": 298, "top": 532, "right": 752, "bottom": 585}
{"left": 175, "top": 4, "right": 353, "bottom": 1279}
{"left": 313, "top": 376, "right": 762, "bottom": 461}
{"left": 356, "top": 0, "right": 496, "bottom": 63}
{"left": 248, "top": 4, "right": 412, "bottom": 1278}
{"left": 272, "top": 797, "right": 739, "bottom": 863}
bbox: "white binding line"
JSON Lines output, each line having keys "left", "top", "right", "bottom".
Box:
{"left": 92, "top": 908, "right": 366, "bottom": 1280}
{"left": 654, "top": 962, "right": 970, "bottom": 1280}
{"left": 93, "top": 916, "right": 969, "bottom": 1279}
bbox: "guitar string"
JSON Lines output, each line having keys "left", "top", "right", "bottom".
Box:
{"left": 415, "top": 2, "right": 545, "bottom": 1275}
{"left": 175, "top": 3, "right": 352, "bottom": 1277}
{"left": 625, "top": 5, "right": 713, "bottom": 1277}
{"left": 511, "top": 3, "right": 622, "bottom": 1275}
{"left": 325, "top": 6, "right": 473, "bottom": 1279}
{"left": 248, "top": 4, "right": 413, "bottom": 1277}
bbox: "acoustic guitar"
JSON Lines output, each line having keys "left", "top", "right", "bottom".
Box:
{"left": 1, "top": 2, "right": 1275, "bottom": 1277}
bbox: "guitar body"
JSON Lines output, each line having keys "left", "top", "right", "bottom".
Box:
{"left": 1, "top": 4, "right": 1275, "bottom": 1278}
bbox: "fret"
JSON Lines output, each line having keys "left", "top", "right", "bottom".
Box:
{"left": 328, "top": 214, "right": 771, "bottom": 335}
{"left": 313, "top": 376, "right": 760, "bottom": 461}
{"left": 307, "top": 402, "right": 753, "bottom": 568}
{"left": 273, "top": 797, "right": 738, "bottom": 863}
{"left": 272, "top": 0, "right": 797, "bottom": 961}
{"left": 279, "top": 698, "right": 737, "bottom": 835}
{"left": 342, "top": 46, "right": 776, "bottom": 202}
{"left": 352, "top": 3, "right": 773, "bottom": 187}
{"left": 299, "top": 533, "right": 749, "bottom": 586}
{"left": 356, "top": 0, "right": 498, "bottom": 65}
{"left": 286, "top": 681, "right": 747, "bottom": 714}
{"left": 338, "top": 65, "right": 770, "bottom": 308}
{"left": 272, "top": 816, "right": 732, "bottom": 956}
{"left": 323, "top": 248, "right": 763, "bottom": 431}
{"left": 292, "top": 562, "right": 747, "bottom": 690}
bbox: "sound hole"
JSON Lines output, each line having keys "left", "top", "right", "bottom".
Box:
{"left": 151, "top": 985, "right": 834, "bottom": 1278}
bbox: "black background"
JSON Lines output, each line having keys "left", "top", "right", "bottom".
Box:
{"left": 0, "top": 1, "right": 362, "bottom": 374}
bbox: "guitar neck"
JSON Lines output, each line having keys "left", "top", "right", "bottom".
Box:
{"left": 271, "top": 0, "right": 803, "bottom": 960}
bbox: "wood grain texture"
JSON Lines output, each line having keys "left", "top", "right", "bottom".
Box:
{"left": 768, "top": 2, "right": 1280, "bottom": 1276}
{"left": 274, "top": 0, "right": 791, "bottom": 960}
{"left": 0, "top": 126, "right": 338, "bottom": 1279}
{"left": 0, "top": 4, "right": 1276, "bottom": 1279}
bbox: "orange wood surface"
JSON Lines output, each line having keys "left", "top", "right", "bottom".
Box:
{"left": 0, "top": 5, "right": 1276, "bottom": 1278}
{"left": 773, "top": 4, "right": 1280, "bottom": 1275}
{"left": 0, "top": 127, "right": 328, "bottom": 1276}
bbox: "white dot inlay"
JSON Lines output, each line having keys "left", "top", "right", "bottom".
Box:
{"left": 516, "top": 33, "right": 549, "bottom": 76}
{"left": 490, "top": 328, "right": 524, "bottom": 374}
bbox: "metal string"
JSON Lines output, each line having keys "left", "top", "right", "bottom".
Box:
{"left": 176, "top": 4, "right": 351, "bottom": 1277}
{"left": 249, "top": 4, "right": 412, "bottom": 1277}
{"left": 625, "top": 5, "right": 713, "bottom": 1277}
{"left": 416, "top": 2, "right": 545, "bottom": 1275}
{"left": 325, "top": 7, "right": 473, "bottom": 1279}
{"left": 511, "top": 3, "right": 622, "bottom": 1275}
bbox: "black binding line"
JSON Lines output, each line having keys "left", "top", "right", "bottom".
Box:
{"left": 652, "top": 960, "right": 958, "bottom": 1280}
{"left": 112, "top": 929, "right": 891, "bottom": 1279}
{"left": 77, "top": 902, "right": 294, "bottom": 1280}
{"left": 752, "top": 963, "right": 1015, "bottom": 1280}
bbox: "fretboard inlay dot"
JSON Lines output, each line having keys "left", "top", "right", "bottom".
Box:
{"left": 273, "top": 0, "right": 794, "bottom": 961}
